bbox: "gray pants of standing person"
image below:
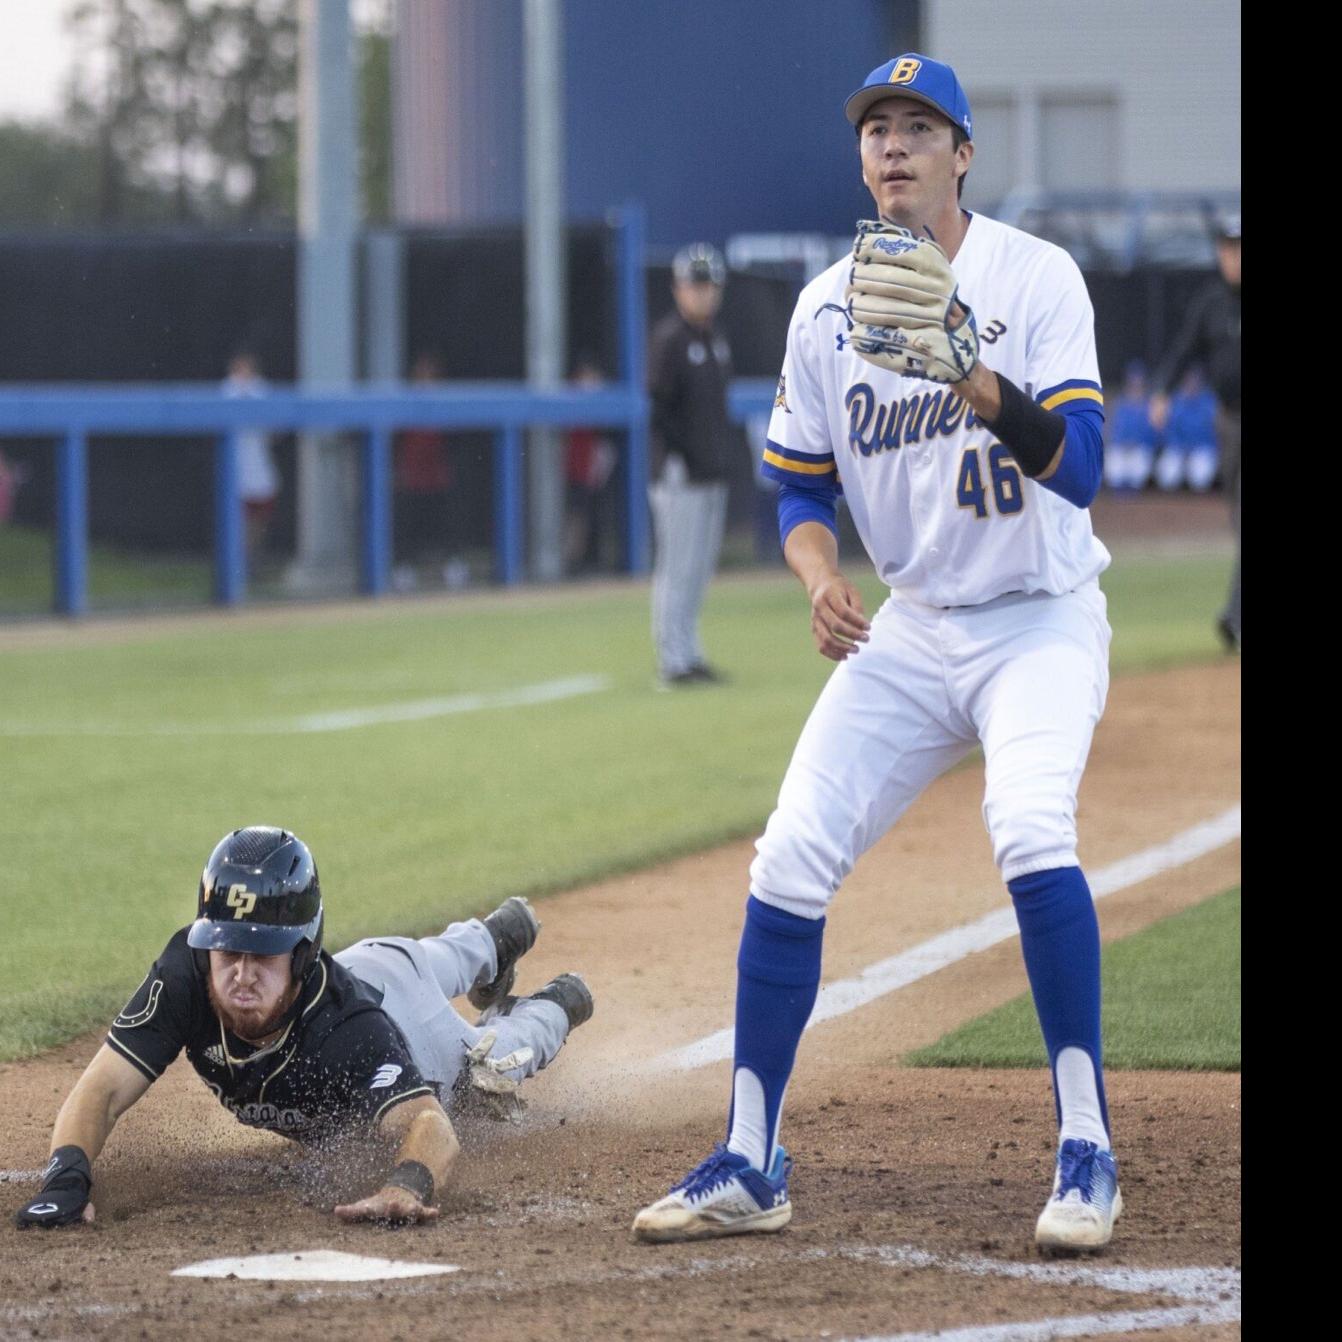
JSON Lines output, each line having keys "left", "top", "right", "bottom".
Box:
{"left": 1216, "top": 407, "right": 1241, "bottom": 643}
{"left": 336, "top": 919, "right": 569, "bottom": 1097}
{"left": 649, "top": 455, "right": 729, "bottom": 678}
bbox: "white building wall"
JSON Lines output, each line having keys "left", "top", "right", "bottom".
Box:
{"left": 924, "top": 1, "right": 1240, "bottom": 195}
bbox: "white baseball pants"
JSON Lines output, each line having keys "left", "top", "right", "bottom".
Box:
{"left": 749, "top": 583, "right": 1111, "bottom": 919}
{"left": 336, "top": 920, "right": 569, "bottom": 1095}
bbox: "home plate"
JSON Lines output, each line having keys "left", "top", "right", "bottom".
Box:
{"left": 172, "top": 1250, "right": 460, "bottom": 1281}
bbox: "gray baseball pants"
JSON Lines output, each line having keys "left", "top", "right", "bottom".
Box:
{"left": 649, "top": 459, "right": 728, "bottom": 678}
{"left": 1216, "top": 406, "right": 1240, "bottom": 640}
{"left": 336, "top": 919, "right": 569, "bottom": 1096}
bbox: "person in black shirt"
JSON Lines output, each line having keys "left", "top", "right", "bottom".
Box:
{"left": 1152, "top": 213, "right": 1241, "bottom": 649}
{"left": 648, "top": 243, "right": 740, "bottom": 686}
{"left": 15, "top": 827, "right": 593, "bottom": 1230}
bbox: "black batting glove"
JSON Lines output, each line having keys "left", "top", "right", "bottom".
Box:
{"left": 15, "top": 1146, "right": 92, "bottom": 1229}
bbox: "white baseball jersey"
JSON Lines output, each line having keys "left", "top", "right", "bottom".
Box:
{"left": 763, "top": 211, "right": 1109, "bottom": 608}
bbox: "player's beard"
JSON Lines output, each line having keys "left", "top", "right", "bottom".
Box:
{"left": 207, "top": 975, "right": 299, "bottom": 1044}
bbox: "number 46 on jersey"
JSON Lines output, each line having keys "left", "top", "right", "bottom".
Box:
{"left": 957, "top": 444, "right": 1023, "bottom": 519}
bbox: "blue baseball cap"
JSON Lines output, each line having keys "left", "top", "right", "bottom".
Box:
{"left": 844, "top": 54, "right": 972, "bottom": 139}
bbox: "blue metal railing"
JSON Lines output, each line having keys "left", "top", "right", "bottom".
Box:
{"left": 0, "top": 372, "right": 782, "bottom": 618}
{"left": 0, "top": 384, "right": 647, "bottom": 615}
{"left": 0, "top": 207, "right": 656, "bottom": 617}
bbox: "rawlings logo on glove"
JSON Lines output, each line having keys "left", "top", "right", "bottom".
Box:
{"left": 845, "top": 220, "right": 979, "bottom": 385}
{"left": 867, "top": 233, "right": 922, "bottom": 259}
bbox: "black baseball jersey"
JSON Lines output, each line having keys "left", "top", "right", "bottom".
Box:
{"left": 106, "top": 929, "right": 434, "bottom": 1143}
{"left": 1155, "top": 277, "right": 1241, "bottom": 412}
{"left": 648, "top": 311, "right": 736, "bottom": 483}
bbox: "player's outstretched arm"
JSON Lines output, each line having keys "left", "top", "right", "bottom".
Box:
{"left": 334, "top": 1095, "right": 459, "bottom": 1226}
{"left": 784, "top": 521, "right": 870, "bottom": 662}
{"left": 15, "top": 1045, "right": 152, "bottom": 1228}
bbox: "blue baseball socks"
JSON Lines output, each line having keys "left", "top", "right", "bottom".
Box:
{"left": 724, "top": 871, "right": 1107, "bottom": 1169}
{"left": 726, "top": 895, "right": 825, "bottom": 1171}
{"left": 1008, "top": 866, "right": 1110, "bottom": 1149}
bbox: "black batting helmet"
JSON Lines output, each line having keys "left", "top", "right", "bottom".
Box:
{"left": 188, "top": 827, "right": 324, "bottom": 981}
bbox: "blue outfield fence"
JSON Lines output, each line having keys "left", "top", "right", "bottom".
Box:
{"left": 0, "top": 384, "right": 648, "bottom": 615}
{"left": 0, "top": 378, "right": 779, "bottom": 619}
{"left": 0, "top": 386, "right": 783, "bottom": 623}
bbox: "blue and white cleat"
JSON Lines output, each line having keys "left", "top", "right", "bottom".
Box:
{"left": 632, "top": 1144, "right": 793, "bottom": 1243}
{"left": 1035, "top": 1138, "right": 1123, "bottom": 1254}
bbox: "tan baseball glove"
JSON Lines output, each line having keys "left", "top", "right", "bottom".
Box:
{"left": 845, "top": 220, "right": 980, "bottom": 384}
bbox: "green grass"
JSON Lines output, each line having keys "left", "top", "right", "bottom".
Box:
{"left": 906, "top": 888, "right": 1241, "bottom": 1071}
{"left": 1098, "top": 552, "right": 1232, "bottom": 671}
{"left": 0, "top": 551, "right": 1234, "bottom": 1059}
{"left": 0, "top": 523, "right": 211, "bottom": 613}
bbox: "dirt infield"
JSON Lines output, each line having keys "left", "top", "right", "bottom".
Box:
{"left": 0, "top": 660, "right": 1240, "bottom": 1341}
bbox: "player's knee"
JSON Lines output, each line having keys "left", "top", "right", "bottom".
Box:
{"left": 748, "top": 843, "right": 840, "bottom": 920}
{"left": 985, "top": 795, "right": 1078, "bottom": 883}
{"left": 749, "top": 813, "right": 852, "bottom": 919}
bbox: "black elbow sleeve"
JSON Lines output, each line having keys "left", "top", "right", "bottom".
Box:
{"left": 984, "top": 373, "right": 1065, "bottom": 478}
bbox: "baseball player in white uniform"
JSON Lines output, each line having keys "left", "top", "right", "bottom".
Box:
{"left": 634, "top": 54, "right": 1120, "bottom": 1254}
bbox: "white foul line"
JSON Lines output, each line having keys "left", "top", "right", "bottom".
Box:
{"left": 658, "top": 806, "right": 1242, "bottom": 1071}
{"left": 288, "top": 675, "right": 609, "bottom": 732}
{"left": 0, "top": 675, "right": 610, "bottom": 737}
{"left": 839, "top": 1246, "right": 1240, "bottom": 1342}
{"left": 850, "top": 1303, "right": 1239, "bottom": 1342}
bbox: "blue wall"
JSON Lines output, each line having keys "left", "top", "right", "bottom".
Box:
{"left": 565, "top": 0, "right": 914, "bottom": 247}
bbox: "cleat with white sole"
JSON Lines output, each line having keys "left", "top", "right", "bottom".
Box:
{"left": 633, "top": 1143, "right": 792, "bottom": 1243}
{"left": 1035, "top": 1138, "right": 1122, "bottom": 1254}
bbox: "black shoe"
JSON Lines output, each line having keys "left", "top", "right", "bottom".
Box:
{"left": 531, "top": 973, "right": 595, "bottom": 1031}
{"left": 658, "top": 669, "right": 701, "bottom": 688}
{"left": 659, "top": 664, "right": 726, "bottom": 689}
{"left": 688, "top": 662, "right": 728, "bottom": 685}
{"left": 1215, "top": 616, "right": 1240, "bottom": 653}
{"left": 468, "top": 896, "right": 540, "bottom": 1011}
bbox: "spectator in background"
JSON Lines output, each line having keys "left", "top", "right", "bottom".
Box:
{"left": 1155, "top": 368, "right": 1218, "bottom": 493}
{"left": 1152, "top": 213, "right": 1241, "bottom": 649}
{"left": 648, "top": 243, "right": 739, "bottom": 687}
{"left": 564, "top": 355, "right": 618, "bottom": 575}
{"left": 222, "top": 350, "right": 279, "bottom": 572}
{"left": 394, "top": 352, "right": 466, "bottom": 591}
{"left": 1102, "top": 361, "right": 1158, "bottom": 492}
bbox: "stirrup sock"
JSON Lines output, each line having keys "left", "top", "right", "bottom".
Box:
{"left": 726, "top": 895, "right": 824, "bottom": 1170}
{"left": 1009, "top": 866, "right": 1109, "bottom": 1144}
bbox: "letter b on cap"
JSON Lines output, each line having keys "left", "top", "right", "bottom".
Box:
{"left": 889, "top": 58, "right": 922, "bottom": 86}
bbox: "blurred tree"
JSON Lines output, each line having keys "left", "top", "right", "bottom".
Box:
{"left": 0, "top": 123, "right": 102, "bottom": 226}
{"left": 0, "top": 0, "right": 391, "bottom": 227}
{"left": 65, "top": 0, "right": 299, "bottom": 224}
